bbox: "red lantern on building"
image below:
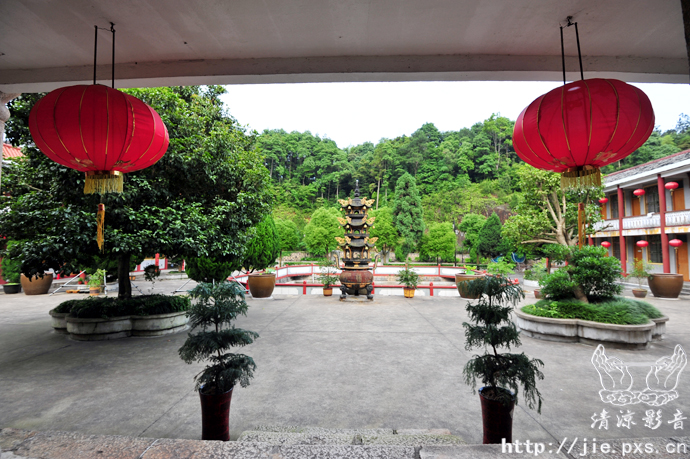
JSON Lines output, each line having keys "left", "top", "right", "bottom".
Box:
{"left": 665, "top": 182, "right": 679, "bottom": 193}
{"left": 601, "top": 241, "right": 611, "bottom": 248}
{"left": 633, "top": 189, "right": 646, "bottom": 198}
{"left": 598, "top": 198, "right": 609, "bottom": 205}
{"left": 670, "top": 239, "right": 683, "bottom": 248}
{"left": 513, "top": 79, "right": 654, "bottom": 188}
{"left": 636, "top": 240, "right": 649, "bottom": 248}
{"left": 29, "top": 85, "right": 169, "bottom": 194}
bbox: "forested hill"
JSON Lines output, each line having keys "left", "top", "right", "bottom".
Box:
{"left": 259, "top": 114, "right": 690, "bottom": 225}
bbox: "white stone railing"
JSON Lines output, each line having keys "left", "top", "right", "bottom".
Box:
{"left": 593, "top": 210, "right": 690, "bottom": 232}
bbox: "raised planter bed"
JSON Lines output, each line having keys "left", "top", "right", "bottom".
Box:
{"left": 61, "top": 311, "right": 188, "bottom": 341}
{"left": 514, "top": 309, "right": 668, "bottom": 350}
{"left": 49, "top": 310, "right": 69, "bottom": 334}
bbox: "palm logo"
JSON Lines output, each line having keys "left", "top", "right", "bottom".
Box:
{"left": 592, "top": 344, "right": 687, "bottom": 407}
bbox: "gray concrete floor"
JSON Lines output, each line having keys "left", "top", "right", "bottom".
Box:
{"left": 2, "top": 281, "right": 690, "bottom": 446}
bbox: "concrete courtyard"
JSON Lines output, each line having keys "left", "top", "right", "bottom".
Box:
{"left": 1, "top": 280, "right": 690, "bottom": 446}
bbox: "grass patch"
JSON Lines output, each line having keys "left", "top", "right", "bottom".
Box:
{"left": 54, "top": 295, "right": 190, "bottom": 319}
{"left": 521, "top": 296, "right": 662, "bottom": 325}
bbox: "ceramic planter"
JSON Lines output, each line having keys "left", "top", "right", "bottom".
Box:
{"left": 648, "top": 274, "right": 684, "bottom": 299}
{"left": 479, "top": 386, "right": 515, "bottom": 444}
{"left": 534, "top": 289, "right": 542, "bottom": 299}
{"left": 20, "top": 273, "right": 53, "bottom": 295}
{"left": 89, "top": 287, "right": 100, "bottom": 297}
{"left": 455, "top": 273, "right": 483, "bottom": 299}
{"left": 247, "top": 273, "right": 276, "bottom": 298}
{"left": 2, "top": 283, "right": 21, "bottom": 294}
{"left": 323, "top": 287, "right": 333, "bottom": 296}
{"left": 632, "top": 288, "right": 648, "bottom": 298}
{"left": 403, "top": 287, "right": 415, "bottom": 298}
{"left": 199, "top": 385, "right": 233, "bottom": 441}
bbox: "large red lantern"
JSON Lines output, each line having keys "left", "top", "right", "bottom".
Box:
{"left": 601, "top": 241, "right": 611, "bottom": 248}
{"left": 636, "top": 240, "right": 649, "bottom": 248}
{"left": 665, "top": 182, "right": 679, "bottom": 192}
{"left": 633, "top": 189, "right": 646, "bottom": 198}
{"left": 513, "top": 79, "right": 654, "bottom": 188}
{"left": 670, "top": 239, "right": 683, "bottom": 248}
{"left": 598, "top": 198, "right": 609, "bottom": 204}
{"left": 29, "top": 85, "right": 169, "bottom": 194}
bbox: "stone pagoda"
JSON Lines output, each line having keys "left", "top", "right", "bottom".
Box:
{"left": 335, "top": 180, "right": 378, "bottom": 300}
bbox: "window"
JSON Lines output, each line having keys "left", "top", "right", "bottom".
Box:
{"left": 648, "top": 235, "right": 662, "bottom": 263}
{"left": 612, "top": 240, "right": 621, "bottom": 260}
{"left": 645, "top": 186, "right": 660, "bottom": 213}
{"left": 610, "top": 195, "right": 619, "bottom": 219}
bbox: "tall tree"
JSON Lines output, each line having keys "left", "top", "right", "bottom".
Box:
{"left": 368, "top": 207, "right": 399, "bottom": 264}
{"left": 458, "top": 213, "right": 487, "bottom": 262}
{"left": 2, "top": 86, "right": 272, "bottom": 298}
{"left": 303, "top": 207, "right": 344, "bottom": 256}
{"left": 424, "top": 222, "right": 457, "bottom": 263}
{"left": 477, "top": 212, "right": 503, "bottom": 259}
{"left": 392, "top": 172, "right": 424, "bottom": 250}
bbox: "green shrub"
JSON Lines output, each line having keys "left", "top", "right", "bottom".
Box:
{"left": 396, "top": 265, "right": 420, "bottom": 288}
{"left": 486, "top": 258, "right": 515, "bottom": 276}
{"left": 522, "top": 297, "right": 661, "bottom": 325}
{"left": 243, "top": 215, "right": 280, "bottom": 272}
{"left": 524, "top": 259, "right": 547, "bottom": 282}
{"left": 186, "top": 257, "right": 238, "bottom": 283}
{"left": 1, "top": 240, "right": 22, "bottom": 283}
{"left": 67, "top": 295, "right": 190, "bottom": 319}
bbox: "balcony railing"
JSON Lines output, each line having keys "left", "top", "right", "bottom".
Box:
{"left": 593, "top": 209, "right": 690, "bottom": 232}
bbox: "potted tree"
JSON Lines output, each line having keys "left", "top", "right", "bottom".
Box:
{"left": 244, "top": 216, "right": 281, "bottom": 298}
{"left": 1, "top": 251, "right": 22, "bottom": 294}
{"left": 396, "top": 264, "right": 420, "bottom": 298}
{"left": 629, "top": 259, "right": 652, "bottom": 298}
{"left": 317, "top": 259, "right": 340, "bottom": 296}
{"left": 462, "top": 274, "right": 544, "bottom": 444}
{"left": 455, "top": 266, "right": 484, "bottom": 299}
{"left": 88, "top": 269, "right": 106, "bottom": 296}
{"left": 178, "top": 281, "right": 258, "bottom": 441}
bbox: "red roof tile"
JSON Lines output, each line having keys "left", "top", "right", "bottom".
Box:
{"left": 3, "top": 143, "right": 23, "bottom": 159}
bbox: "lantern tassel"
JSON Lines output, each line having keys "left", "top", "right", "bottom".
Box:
{"left": 561, "top": 166, "right": 601, "bottom": 190}
{"left": 97, "top": 203, "right": 105, "bottom": 252}
{"left": 85, "top": 171, "right": 123, "bottom": 194}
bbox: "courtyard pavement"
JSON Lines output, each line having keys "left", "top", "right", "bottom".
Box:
{"left": 1, "top": 280, "right": 690, "bottom": 446}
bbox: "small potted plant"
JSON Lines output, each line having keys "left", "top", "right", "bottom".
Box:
{"left": 178, "top": 281, "right": 258, "bottom": 441}
{"left": 1, "top": 253, "right": 22, "bottom": 294}
{"left": 462, "top": 274, "right": 544, "bottom": 444}
{"left": 629, "top": 259, "right": 652, "bottom": 298}
{"left": 396, "top": 264, "right": 420, "bottom": 298}
{"left": 317, "top": 259, "right": 339, "bottom": 296}
{"left": 88, "top": 269, "right": 106, "bottom": 296}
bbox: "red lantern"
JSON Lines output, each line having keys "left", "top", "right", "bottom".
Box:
{"left": 665, "top": 182, "right": 679, "bottom": 192}
{"left": 601, "top": 241, "right": 611, "bottom": 248}
{"left": 29, "top": 85, "right": 169, "bottom": 194}
{"left": 598, "top": 198, "right": 609, "bottom": 204}
{"left": 636, "top": 240, "right": 649, "bottom": 248}
{"left": 513, "top": 79, "right": 654, "bottom": 188}
{"left": 670, "top": 239, "right": 683, "bottom": 248}
{"left": 633, "top": 189, "right": 646, "bottom": 197}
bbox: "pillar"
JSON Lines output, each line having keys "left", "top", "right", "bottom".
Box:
{"left": 0, "top": 91, "right": 21, "bottom": 194}
{"left": 658, "top": 174, "right": 671, "bottom": 273}
{"left": 617, "top": 186, "right": 626, "bottom": 274}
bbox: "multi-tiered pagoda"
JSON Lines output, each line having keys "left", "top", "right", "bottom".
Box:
{"left": 335, "top": 180, "right": 378, "bottom": 300}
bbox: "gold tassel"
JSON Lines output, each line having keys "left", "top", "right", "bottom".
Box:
{"left": 561, "top": 166, "right": 601, "bottom": 190}
{"left": 97, "top": 203, "right": 105, "bottom": 252}
{"left": 84, "top": 171, "right": 124, "bottom": 194}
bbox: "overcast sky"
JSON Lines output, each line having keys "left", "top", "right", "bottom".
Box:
{"left": 221, "top": 81, "right": 690, "bottom": 149}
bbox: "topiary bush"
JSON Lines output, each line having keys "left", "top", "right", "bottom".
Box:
{"left": 539, "top": 246, "right": 621, "bottom": 303}
{"left": 186, "top": 257, "right": 239, "bottom": 283}
{"left": 522, "top": 297, "right": 662, "bottom": 325}
{"left": 243, "top": 215, "right": 280, "bottom": 272}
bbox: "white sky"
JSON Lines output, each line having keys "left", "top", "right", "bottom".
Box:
{"left": 221, "top": 81, "right": 690, "bottom": 149}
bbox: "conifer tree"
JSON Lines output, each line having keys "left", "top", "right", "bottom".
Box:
{"left": 243, "top": 215, "right": 280, "bottom": 272}
{"left": 392, "top": 173, "right": 424, "bottom": 251}
{"left": 478, "top": 212, "right": 502, "bottom": 259}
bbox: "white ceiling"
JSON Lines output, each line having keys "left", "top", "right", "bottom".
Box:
{"left": 1, "top": 0, "right": 688, "bottom": 92}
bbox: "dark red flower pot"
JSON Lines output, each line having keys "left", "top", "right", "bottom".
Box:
{"left": 479, "top": 387, "right": 515, "bottom": 444}
{"left": 199, "top": 386, "right": 233, "bottom": 441}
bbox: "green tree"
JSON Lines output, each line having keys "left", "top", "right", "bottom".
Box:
{"left": 478, "top": 212, "right": 503, "bottom": 259}
{"left": 392, "top": 173, "right": 424, "bottom": 250}
{"left": 2, "top": 86, "right": 272, "bottom": 298}
{"left": 368, "top": 207, "right": 399, "bottom": 264}
{"left": 458, "top": 213, "right": 487, "bottom": 263}
{"left": 303, "top": 207, "right": 344, "bottom": 256}
{"left": 274, "top": 218, "right": 302, "bottom": 252}
{"left": 424, "top": 222, "right": 456, "bottom": 263}
{"left": 243, "top": 215, "right": 280, "bottom": 272}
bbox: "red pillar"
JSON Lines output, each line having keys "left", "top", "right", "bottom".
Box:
{"left": 658, "top": 174, "right": 671, "bottom": 273}
{"left": 617, "top": 186, "right": 627, "bottom": 274}
{"left": 155, "top": 253, "right": 160, "bottom": 269}
{"left": 588, "top": 236, "right": 593, "bottom": 246}
{"left": 429, "top": 282, "right": 434, "bottom": 297}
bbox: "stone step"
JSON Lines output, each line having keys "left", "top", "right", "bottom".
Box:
{"left": 238, "top": 426, "right": 465, "bottom": 447}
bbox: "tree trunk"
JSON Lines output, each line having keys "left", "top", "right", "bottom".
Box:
{"left": 118, "top": 253, "right": 132, "bottom": 299}
{"left": 376, "top": 178, "right": 381, "bottom": 209}
{"left": 573, "top": 285, "right": 589, "bottom": 303}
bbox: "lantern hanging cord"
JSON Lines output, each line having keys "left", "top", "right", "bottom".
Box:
{"left": 560, "top": 16, "right": 584, "bottom": 84}
{"left": 92, "top": 23, "right": 116, "bottom": 88}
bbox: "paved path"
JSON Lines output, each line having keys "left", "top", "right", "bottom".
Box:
{"left": 1, "top": 281, "right": 690, "bottom": 447}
